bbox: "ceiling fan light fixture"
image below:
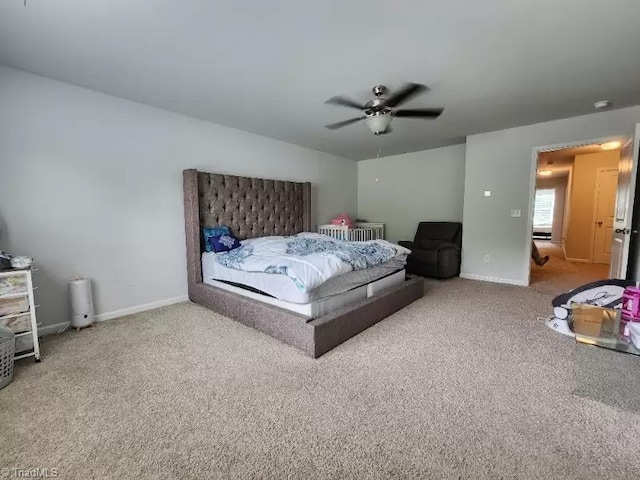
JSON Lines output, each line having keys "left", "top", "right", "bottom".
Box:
{"left": 365, "top": 113, "right": 392, "bottom": 135}
{"left": 324, "top": 83, "right": 443, "bottom": 134}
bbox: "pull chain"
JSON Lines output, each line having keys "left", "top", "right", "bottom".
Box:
{"left": 377, "top": 134, "right": 382, "bottom": 158}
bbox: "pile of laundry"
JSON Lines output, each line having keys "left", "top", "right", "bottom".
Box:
{"left": 0, "top": 252, "right": 32, "bottom": 270}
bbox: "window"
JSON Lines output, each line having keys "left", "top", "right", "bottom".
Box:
{"left": 534, "top": 189, "right": 555, "bottom": 228}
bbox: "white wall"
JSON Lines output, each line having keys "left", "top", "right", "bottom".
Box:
{"left": 0, "top": 67, "right": 357, "bottom": 329}
{"left": 462, "top": 106, "right": 640, "bottom": 285}
{"left": 357, "top": 144, "right": 466, "bottom": 243}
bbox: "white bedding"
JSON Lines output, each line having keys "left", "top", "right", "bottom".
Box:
{"left": 211, "top": 232, "right": 410, "bottom": 293}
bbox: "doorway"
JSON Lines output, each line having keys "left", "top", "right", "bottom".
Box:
{"left": 529, "top": 141, "right": 623, "bottom": 293}
{"left": 592, "top": 168, "right": 618, "bottom": 264}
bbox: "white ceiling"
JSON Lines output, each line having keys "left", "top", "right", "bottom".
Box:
{"left": 537, "top": 157, "right": 573, "bottom": 179}
{"left": 537, "top": 143, "right": 621, "bottom": 178}
{"left": 2, "top": 0, "right": 640, "bottom": 160}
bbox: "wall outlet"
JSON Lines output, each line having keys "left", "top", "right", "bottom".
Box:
{"left": 510, "top": 209, "right": 521, "bottom": 217}
{"left": 483, "top": 254, "right": 491, "bottom": 263}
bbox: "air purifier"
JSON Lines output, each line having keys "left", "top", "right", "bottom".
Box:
{"left": 70, "top": 277, "right": 94, "bottom": 330}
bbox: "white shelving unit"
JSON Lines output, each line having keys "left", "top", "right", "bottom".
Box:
{"left": 0, "top": 268, "right": 41, "bottom": 362}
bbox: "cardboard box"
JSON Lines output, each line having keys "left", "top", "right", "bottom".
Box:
{"left": 571, "top": 304, "right": 617, "bottom": 338}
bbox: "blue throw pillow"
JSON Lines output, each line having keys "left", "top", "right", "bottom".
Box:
{"left": 208, "top": 233, "right": 241, "bottom": 253}
{"left": 203, "top": 226, "right": 231, "bottom": 252}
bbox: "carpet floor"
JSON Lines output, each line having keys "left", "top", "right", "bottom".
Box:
{"left": 2, "top": 278, "right": 639, "bottom": 479}
{"left": 530, "top": 241, "right": 609, "bottom": 295}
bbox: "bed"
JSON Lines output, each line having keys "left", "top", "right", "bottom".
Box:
{"left": 202, "top": 253, "right": 406, "bottom": 305}
{"left": 183, "top": 169, "right": 424, "bottom": 357}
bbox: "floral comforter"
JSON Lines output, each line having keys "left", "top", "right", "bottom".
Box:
{"left": 214, "top": 233, "right": 410, "bottom": 292}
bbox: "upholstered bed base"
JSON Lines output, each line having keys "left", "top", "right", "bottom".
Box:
{"left": 189, "top": 276, "right": 423, "bottom": 357}
{"left": 183, "top": 169, "right": 424, "bottom": 357}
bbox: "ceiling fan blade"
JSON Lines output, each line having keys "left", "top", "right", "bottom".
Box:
{"left": 325, "top": 96, "right": 366, "bottom": 110}
{"left": 384, "top": 83, "right": 428, "bottom": 107}
{"left": 394, "top": 108, "right": 444, "bottom": 118}
{"left": 325, "top": 116, "right": 366, "bottom": 130}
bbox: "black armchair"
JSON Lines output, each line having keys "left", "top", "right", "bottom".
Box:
{"left": 399, "top": 222, "right": 462, "bottom": 279}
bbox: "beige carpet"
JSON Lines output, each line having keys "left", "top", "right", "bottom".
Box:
{"left": 530, "top": 241, "right": 609, "bottom": 295}
{"left": 1, "top": 278, "right": 639, "bottom": 479}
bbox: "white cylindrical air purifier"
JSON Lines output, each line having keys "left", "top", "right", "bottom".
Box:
{"left": 70, "top": 278, "right": 94, "bottom": 329}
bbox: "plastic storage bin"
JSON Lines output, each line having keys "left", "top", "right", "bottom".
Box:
{"left": 0, "top": 313, "right": 31, "bottom": 333}
{"left": 0, "top": 327, "right": 15, "bottom": 389}
{"left": 0, "top": 275, "right": 28, "bottom": 296}
{"left": 0, "top": 296, "right": 29, "bottom": 316}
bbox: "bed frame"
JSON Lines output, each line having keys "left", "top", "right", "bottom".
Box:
{"left": 183, "top": 169, "right": 424, "bottom": 357}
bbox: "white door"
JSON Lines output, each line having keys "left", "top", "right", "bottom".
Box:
{"left": 610, "top": 125, "right": 640, "bottom": 278}
{"left": 592, "top": 168, "right": 618, "bottom": 264}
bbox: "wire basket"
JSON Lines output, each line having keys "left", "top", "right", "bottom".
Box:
{"left": 0, "top": 326, "right": 15, "bottom": 390}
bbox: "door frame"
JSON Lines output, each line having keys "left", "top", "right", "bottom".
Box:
{"left": 526, "top": 135, "right": 628, "bottom": 286}
{"left": 590, "top": 167, "right": 619, "bottom": 264}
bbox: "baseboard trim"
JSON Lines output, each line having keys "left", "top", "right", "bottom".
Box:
{"left": 39, "top": 321, "right": 71, "bottom": 336}
{"left": 34, "top": 296, "right": 189, "bottom": 337}
{"left": 562, "top": 244, "right": 591, "bottom": 263}
{"left": 565, "top": 257, "right": 591, "bottom": 264}
{"left": 96, "top": 295, "right": 190, "bottom": 322}
{"left": 460, "top": 273, "right": 528, "bottom": 287}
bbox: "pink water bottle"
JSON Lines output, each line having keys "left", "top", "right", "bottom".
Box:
{"left": 621, "top": 285, "right": 640, "bottom": 322}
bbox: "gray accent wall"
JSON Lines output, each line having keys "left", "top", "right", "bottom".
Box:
{"left": 0, "top": 67, "right": 357, "bottom": 328}
{"left": 462, "top": 107, "right": 640, "bottom": 285}
{"left": 357, "top": 145, "right": 466, "bottom": 243}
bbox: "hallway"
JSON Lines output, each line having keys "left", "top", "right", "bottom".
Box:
{"left": 529, "top": 241, "right": 609, "bottom": 295}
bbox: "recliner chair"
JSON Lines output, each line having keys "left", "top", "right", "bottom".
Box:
{"left": 399, "top": 222, "right": 462, "bottom": 279}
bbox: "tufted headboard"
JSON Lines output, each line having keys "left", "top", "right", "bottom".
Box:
{"left": 183, "top": 169, "right": 312, "bottom": 285}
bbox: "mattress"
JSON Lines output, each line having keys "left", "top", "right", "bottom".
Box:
{"left": 202, "top": 252, "right": 406, "bottom": 304}
{"left": 204, "top": 269, "right": 407, "bottom": 319}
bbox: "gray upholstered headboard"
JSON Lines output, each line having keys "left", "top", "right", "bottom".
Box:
{"left": 183, "top": 169, "right": 312, "bottom": 285}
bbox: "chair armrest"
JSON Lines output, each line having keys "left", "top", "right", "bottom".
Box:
{"left": 398, "top": 241, "right": 419, "bottom": 250}
{"left": 437, "top": 243, "right": 462, "bottom": 279}
{"left": 437, "top": 242, "right": 461, "bottom": 252}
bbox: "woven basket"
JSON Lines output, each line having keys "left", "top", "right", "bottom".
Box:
{"left": 0, "top": 327, "right": 15, "bottom": 390}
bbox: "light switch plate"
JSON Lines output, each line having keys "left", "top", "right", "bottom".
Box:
{"left": 511, "top": 209, "right": 521, "bottom": 217}
{"left": 484, "top": 190, "right": 491, "bottom": 197}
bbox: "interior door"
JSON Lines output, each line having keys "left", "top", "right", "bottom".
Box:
{"left": 592, "top": 168, "right": 618, "bottom": 264}
{"left": 609, "top": 125, "right": 640, "bottom": 278}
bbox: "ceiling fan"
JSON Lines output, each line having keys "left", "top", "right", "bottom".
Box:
{"left": 324, "top": 83, "right": 444, "bottom": 135}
